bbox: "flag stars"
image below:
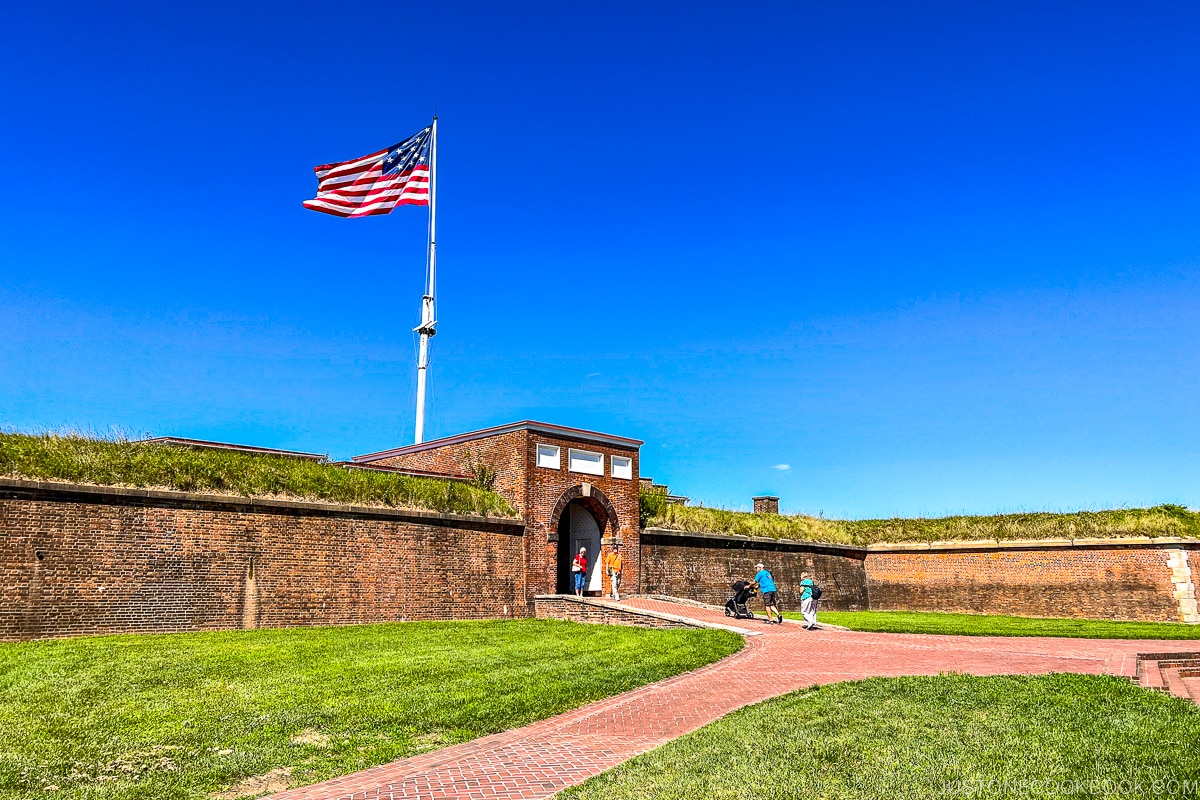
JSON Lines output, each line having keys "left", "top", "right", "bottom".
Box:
{"left": 382, "top": 134, "right": 431, "bottom": 174}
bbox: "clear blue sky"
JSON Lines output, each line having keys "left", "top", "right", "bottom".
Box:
{"left": 2, "top": 1, "right": 1198, "bottom": 518}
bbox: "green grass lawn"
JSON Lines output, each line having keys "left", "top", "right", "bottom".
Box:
{"left": 786, "top": 609, "right": 1200, "bottom": 640}
{"left": 561, "top": 673, "right": 1200, "bottom": 800}
{"left": 0, "top": 620, "right": 741, "bottom": 799}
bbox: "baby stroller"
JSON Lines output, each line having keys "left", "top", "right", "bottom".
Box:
{"left": 724, "top": 580, "right": 758, "bottom": 619}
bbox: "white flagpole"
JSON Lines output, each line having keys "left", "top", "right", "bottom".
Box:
{"left": 414, "top": 117, "right": 437, "bottom": 444}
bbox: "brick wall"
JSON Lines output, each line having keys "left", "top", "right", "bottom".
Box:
{"left": 639, "top": 529, "right": 870, "bottom": 611}
{"left": 865, "top": 544, "right": 1185, "bottom": 622}
{"left": 638, "top": 528, "right": 1199, "bottom": 623}
{"left": 0, "top": 480, "right": 526, "bottom": 642}
{"left": 10, "top": 477, "right": 1196, "bottom": 641}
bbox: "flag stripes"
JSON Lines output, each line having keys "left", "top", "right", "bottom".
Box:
{"left": 303, "top": 126, "right": 432, "bottom": 218}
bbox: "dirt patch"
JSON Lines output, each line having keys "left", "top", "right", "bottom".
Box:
{"left": 289, "top": 728, "right": 331, "bottom": 748}
{"left": 211, "top": 767, "right": 293, "bottom": 799}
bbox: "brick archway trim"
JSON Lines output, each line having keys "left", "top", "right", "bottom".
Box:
{"left": 550, "top": 484, "right": 620, "bottom": 537}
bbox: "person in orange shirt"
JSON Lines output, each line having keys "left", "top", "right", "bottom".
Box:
{"left": 604, "top": 544, "right": 624, "bottom": 601}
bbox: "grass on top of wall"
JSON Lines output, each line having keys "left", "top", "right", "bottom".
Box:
{"left": 0, "top": 432, "right": 516, "bottom": 517}
{"left": 641, "top": 490, "right": 1200, "bottom": 546}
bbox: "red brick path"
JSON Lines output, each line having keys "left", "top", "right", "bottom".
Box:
{"left": 271, "top": 598, "right": 1200, "bottom": 800}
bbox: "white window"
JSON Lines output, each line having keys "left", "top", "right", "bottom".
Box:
{"left": 536, "top": 443, "right": 561, "bottom": 469}
{"left": 611, "top": 455, "right": 632, "bottom": 480}
{"left": 568, "top": 448, "right": 604, "bottom": 476}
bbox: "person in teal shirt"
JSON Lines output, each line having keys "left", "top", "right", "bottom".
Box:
{"left": 754, "top": 563, "right": 783, "bottom": 624}
{"left": 799, "top": 571, "right": 819, "bottom": 629}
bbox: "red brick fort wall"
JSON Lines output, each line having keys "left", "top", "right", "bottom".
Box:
{"left": 864, "top": 545, "right": 1182, "bottom": 621}
{"left": 640, "top": 530, "right": 869, "bottom": 611}
{"left": 0, "top": 480, "right": 526, "bottom": 642}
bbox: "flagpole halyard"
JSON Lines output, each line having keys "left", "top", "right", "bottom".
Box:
{"left": 414, "top": 116, "right": 438, "bottom": 444}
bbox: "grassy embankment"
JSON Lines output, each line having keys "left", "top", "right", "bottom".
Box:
{"left": 0, "top": 620, "right": 742, "bottom": 799}
{"left": 787, "top": 610, "right": 1200, "bottom": 640}
{"left": 563, "top": 673, "right": 1200, "bottom": 800}
{"left": 0, "top": 431, "right": 514, "bottom": 517}
{"left": 640, "top": 486, "right": 1200, "bottom": 546}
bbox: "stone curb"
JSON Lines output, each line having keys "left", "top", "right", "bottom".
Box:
{"left": 641, "top": 527, "right": 868, "bottom": 554}
{"left": 533, "top": 594, "right": 761, "bottom": 636}
{"left": 864, "top": 537, "right": 1199, "bottom": 552}
{"left": 641, "top": 526, "right": 1198, "bottom": 553}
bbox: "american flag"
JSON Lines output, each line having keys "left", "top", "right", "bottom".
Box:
{"left": 303, "top": 126, "right": 432, "bottom": 217}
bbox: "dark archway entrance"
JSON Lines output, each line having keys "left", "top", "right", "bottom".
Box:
{"left": 551, "top": 485, "right": 620, "bottom": 595}
{"left": 556, "top": 501, "right": 604, "bottom": 594}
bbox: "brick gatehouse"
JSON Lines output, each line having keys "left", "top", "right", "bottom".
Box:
{"left": 352, "top": 421, "right": 642, "bottom": 604}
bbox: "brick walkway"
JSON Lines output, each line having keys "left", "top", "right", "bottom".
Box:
{"left": 271, "top": 599, "right": 1200, "bottom": 800}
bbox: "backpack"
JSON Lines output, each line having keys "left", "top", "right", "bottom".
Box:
{"left": 808, "top": 583, "right": 823, "bottom": 601}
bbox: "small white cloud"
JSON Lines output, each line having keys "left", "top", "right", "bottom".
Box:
{"left": 586, "top": 372, "right": 601, "bottom": 378}
{"left": 771, "top": 463, "right": 791, "bottom": 471}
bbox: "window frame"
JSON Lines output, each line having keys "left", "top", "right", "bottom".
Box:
{"left": 535, "top": 443, "right": 561, "bottom": 470}
{"left": 567, "top": 447, "right": 604, "bottom": 476}
{"left": 610, "top": 455, "right": 633, "bottom": 480}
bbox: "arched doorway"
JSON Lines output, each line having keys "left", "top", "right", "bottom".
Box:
{"left": 550, "top": 484, "right": 621, "bottom": 595}
{"left": 556, "top": 501, "right": 604, "bottom": 594}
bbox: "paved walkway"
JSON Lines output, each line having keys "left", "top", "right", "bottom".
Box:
{"left": 272, "top": 598, "right": 1200, "bottom": 800}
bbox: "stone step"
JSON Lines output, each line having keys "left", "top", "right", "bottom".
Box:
{"left": 1162, "top": 667, "right": 1194, "bottom": 702}
{"left": 1132, "top": 652, "right": 1200, "bottom": 705}
{"left": 1134, "top": 651, "right": 1200, "bottom": 665}
{"left": 1135, "top": 652, "right": 1200, "bottom": 674}
{"left": 1139, "top": 662, "right": 1166, "bottom": 691}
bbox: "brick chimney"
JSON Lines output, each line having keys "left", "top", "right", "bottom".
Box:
{"left": 753, "top": 496, "right": 779, "bottom": 515}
